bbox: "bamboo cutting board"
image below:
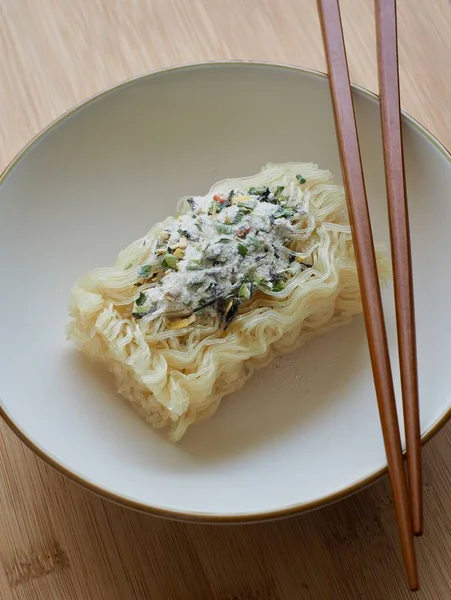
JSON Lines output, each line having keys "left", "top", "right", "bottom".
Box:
{"left": 1, "top": 1, "right": 451, "bottom": 598}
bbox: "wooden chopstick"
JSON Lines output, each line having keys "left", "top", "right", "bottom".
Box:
{"left": 317, "top": 0, "right": 419, "bottom": 590}
{"left": 375, "top": 0, "right": 422, "bottom": 537}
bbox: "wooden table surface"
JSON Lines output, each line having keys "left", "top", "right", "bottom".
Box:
{"left": 1, "top": 1, "right": 451, "bottom": 598}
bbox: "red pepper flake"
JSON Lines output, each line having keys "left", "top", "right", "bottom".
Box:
{"left": 236, "top": 225, "right": 252, "bottom": 238}
{"left": 213, "top": 194, "right": 228, "bottom": 203}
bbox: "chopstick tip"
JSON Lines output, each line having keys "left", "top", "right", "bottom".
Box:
{"left": 413, "top": 512, "right": 423, "bottom": 537}
{"left": 408, "top": 571, "right": 420, "bottom": 592}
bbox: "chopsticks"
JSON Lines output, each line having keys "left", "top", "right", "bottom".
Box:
{"left": 375, "top": 0, "right": 422, "bottom": 538}
{"left": 317, "top": 0, "right": 419, "bottom": 591}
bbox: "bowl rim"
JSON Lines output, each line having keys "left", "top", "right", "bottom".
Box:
{"left": 1, "top": 59, "right": 450, "bottom": 523}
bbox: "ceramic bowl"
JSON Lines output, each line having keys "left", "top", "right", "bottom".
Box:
{"left": 1, "top": 61, "right": 450, "bottom": 522}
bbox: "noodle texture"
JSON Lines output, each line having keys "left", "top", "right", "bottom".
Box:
{"left": 67, "top": 162, "right": 390, "bottom": 440}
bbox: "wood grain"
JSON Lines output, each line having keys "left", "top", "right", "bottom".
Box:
{"left": 1, "top": 0, "right": 451, "bottom": 598}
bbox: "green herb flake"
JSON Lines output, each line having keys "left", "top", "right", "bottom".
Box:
{"left": 238, "top": 282, "right": 252, "bottom": 300}
{"left": 186, "top": 260, "right": 203, "bottom": 270}
{"left": 215, "top": 222, "right": 233, "bottom": 235}
{"left": 161, "top": 253, "right": 178, "bottom": 269}
{"left": 253, "top": 275, "right": 269, "bottom": 289}
{"left": 138, "top": 264, "right": 153, "bottom": 278}
{"left": 296, "top": 174, "right": 307, "bottom": 185}
{"left": 233, "top": 211, "right": 245, "bottom": 223}
{"left": 250, "top": 237, "right": 264, "bottom": 252}
{"left": 136, "top": 292, "right": 147, "bottom": 306}
{"left": 248, "top": 186, "right": 266, "bottom": 196}
{"left": 274, "top": 206, "right": 295, "bottom": 219}
{"left": 178, "top": 228, "right": 196, "bottom": 241}
{"left": 236, "top": 203, "right": 253, "bottom": 213}
{"left": 272, "top": 280, "right": 285, "bottom": 292}
{"left": 237, "top": 243, "right": 248, "bottom": 257}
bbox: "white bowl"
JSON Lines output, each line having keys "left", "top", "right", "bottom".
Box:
{"left": 1, "top": 62, "right": 450, "bottom": 522}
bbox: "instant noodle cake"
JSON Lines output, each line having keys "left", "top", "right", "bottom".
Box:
{"left": 67, "top": 162, "right": 390, "bottom": 440}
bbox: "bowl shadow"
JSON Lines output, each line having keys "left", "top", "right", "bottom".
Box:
{"left": 178, "top": 315, "right": 369, "bottom": 463}
{"left": 65, "top": 315, "right": 368, "bottom": 470}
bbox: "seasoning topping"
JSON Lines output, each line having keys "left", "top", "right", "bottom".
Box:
{"left": 132, "top": 173, "right": 311, "bottom": 331}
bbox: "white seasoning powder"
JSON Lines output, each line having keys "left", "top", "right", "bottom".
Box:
{"left": 133, "top": 178, "right": 310, "bottom": 324}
